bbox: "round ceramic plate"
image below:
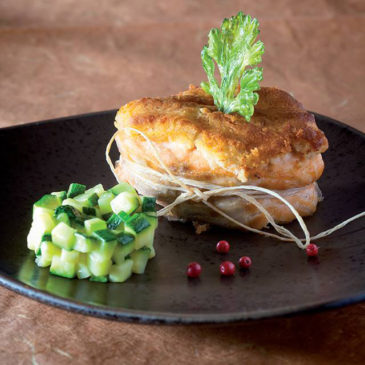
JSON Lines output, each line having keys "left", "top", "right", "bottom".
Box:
{"left": 0, "top": 111, "right": 364, "bottom": 324}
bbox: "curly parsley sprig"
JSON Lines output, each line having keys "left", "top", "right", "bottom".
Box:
{"left": 201, "top": 12, "right": 264, "bottom": 121}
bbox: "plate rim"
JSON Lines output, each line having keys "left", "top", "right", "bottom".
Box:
{"left": 0, "top": 110, "right": 364, "bottom": 325}
{"left": 1, "top": 273, "right": 364, "bottom": 325}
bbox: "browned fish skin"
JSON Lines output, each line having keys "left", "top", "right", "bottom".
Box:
{"left": 116, "top": 85, "right": 328, "bottom": 190}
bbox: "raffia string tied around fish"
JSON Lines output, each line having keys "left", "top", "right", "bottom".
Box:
{"left": 106, "top": 126, "right": 365, "bottom": 250}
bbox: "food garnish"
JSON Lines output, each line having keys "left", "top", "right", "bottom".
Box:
{"left": 238, "top": 256, "right": 252, "bottom": 269}
{"left": 306, "top": 243, "right": 319, "bottom": 257}
{"left": 201, "top": 11, "right": 264, "bottom": 121}
{"left": 187, "top": 262, "right": 202, "bottom": 278}
{"left": 216, "top": 240, "right": 230, "bottom": 254}
{"left": 27, "top": 182, "right": 158, "bottom": 282}
{"left": 220, "top": 261, "right": 236, "bottom": 276}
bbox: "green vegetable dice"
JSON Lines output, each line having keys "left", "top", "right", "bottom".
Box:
{"left": 84, "top": 218, "right": 107, "bottom": 235}
{"left": 51, "top": 222, "right": 76, "bottom": 250}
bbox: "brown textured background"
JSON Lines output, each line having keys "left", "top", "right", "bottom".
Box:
{"left": 0, "top": 1, "right": 364, "bottom": 364}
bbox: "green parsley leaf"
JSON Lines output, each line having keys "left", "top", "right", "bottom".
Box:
{"left": 201, "top": 12, "right": 264, "bottom": 121}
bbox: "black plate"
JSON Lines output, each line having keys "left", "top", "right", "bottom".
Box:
{"left": 0, "top": 111, "right": 364, "bottom": 324}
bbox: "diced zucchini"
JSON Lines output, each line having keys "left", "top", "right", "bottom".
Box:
{"left": 87, "top": 255, "right": 112, "bottom": 276}
{"left": 117, "top": 211, "right": 130, "bottom": 223}
{"left": 82, "top": 207, "right": 96, "bottom": 216}
{"left": 74, "top": 192, "right": 99, "bottom": 207}
{"left": 141, "top": 196, "right": 156, "bottom": 212}
{"left": 93, "top": 206, "right": 102, "bottom": 218}
{"left": 110, "top": 192, "right": 140, "bottom": 215}
{"left": 125, "top": 213, "right": 151, "bottom": 233}
{"left": 35, "top": 255, "right": 49, "bottom": 268}
{"left": 107, "top": 213, "right": 124, "bottom": 231}
{"left": 67, "top": 183, "right": 86, "bottom": 198}
{"left": 62, "top": 198, "right": 83, "bottom": 213}
{"left": 51, "top": 222, "right": 76, "bottom": 250}
{"left": 33, "top": 210, "right": 57, "bottom": 233}
{"left": 28, "top": 181, "right": 158, "bottom": 283}
{"left": 109, "top": 182, "right": 136, "bottom": 196}
{"left": 41, "top": 233, "right": 52, "bottom": 242}
{"left": 130, "top": 247, "right": 151, "bottom": 274}
{"left": 55, "top": 212, "right": 70, "bottom": 225}
{"left": 88, "top": 193, "right": 99, "bottom": 207}
{"left": 85, "top": 184, "right": 104, "bottom": 197}
{"left": 32, "top": 194, "right": 60, "bottom": 221}
{"left": 148, "top": 245, "right": 156, "bottom": 259}
{"left": 89, "top": 275, "right": 108, "bottom": 283}
{"left": 77, "top": 253, "right": 91, "bottom": 279}
{"left": 117, "top": 232, "right": 135, "bottom": 245}
{"left": 34, "top": 194, "right": 60, "bottom": 210}
{"left": 60, "top": 248, "right": 79, "bottom": 262}
{"left": 98, "top": 191, "right": 115, "bottom": 215}
{"left": 146, "top": 214, "right": 158, "bottom": 230}
{"left": 111, "top": 226, "right": 124, "bottom": 235}
{"left": 92, "top": 229, "right": 116, "bottom": 242}
{"left": 84, "top": 218, "right": 107, "bottom": 235}
{"left": 28, "top": 211, "right": 56, "bottom": 252}
{"left": 112, "top": 240, "right": 135, "bottom": 264}
{"left": 51, "top": 191, "right": 67, "bottom": 202}
{"left": 112, "top": 233, "right": 135, "bottom": 264}
{"left": 71, "top": 218, "right": 85, "bottom": 231}
{"left": 27, "top": 225, "right": 43, "bottom": 251}
{"left": 89, "top": 239, "right": 117, "bottom": 261}
{"left": 42, "top": 240, "right": 61, "bottom": 256}
{"left": 109, "top": 259, "right": 133, "bottom": 282}
{"left": 35, "top": 241, "right": 61, "bottom": 267}
{"left": 124, "top": 213, "right": 155, "bottom": 250}
{"left": 74, "top": 232, "right": 96, "bottom": 253}
{"left": 50, "top": 254, "right": 77, "bottom": 278}
{"left": 102, "top": 212, "right": 113, "bottom": 221}
{"left": 55, "top": 205, "right": 78, "bottom": 220}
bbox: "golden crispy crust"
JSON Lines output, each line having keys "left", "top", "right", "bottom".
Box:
{"left": 115, "top": 85, "right": 328, "bottom": 189}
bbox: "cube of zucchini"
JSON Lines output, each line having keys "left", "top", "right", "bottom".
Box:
{"left": 141, "top": 196, "right": 156, "bottom": 212}
{"left": 109, "top": 182, "right": 136, "bottom": 196}
{"left": 87, "top": 255, "right": 112, "bottom": 276}
{"left": 85, "top": 184, "right": 104, "bottom": 197}
{"left": 84, "top": 218, "right": 107, "bottom": 235}
{"left": 77, "top": 253, "right": 91, "bottom": 279}
{"left": 67, "top": 183, "right": 86, "bottom": 198}
{"left": 74, "top": 232, "right": 96, "bottom": 253}
{"left": 110, "top": 192, "right": 140, "bottom": 215}
{"left": 98, "top": 191, "right": 115, "bottom": 215}
{"left": 50, "top": 254, "right": 77, "bottom": 278}
{"left": 62, "top": 198, "right": 83, "bottom": 213}
{"left": 51, "top": 190, "right": 67, "bottom": 202}
{"left": 109, "top": 259, "right": 133, "bottom": 282}
{"left": 113, "top": 240, "right": 135, "bottom": 264}
{"left": 51, "top": 222, "right": 76, "bottom": 250}
{"left": 130, "top": 247, "right": 151, "bottom": 274}
{"left": 35, "top": 241, "right": 61, "bottom": 267}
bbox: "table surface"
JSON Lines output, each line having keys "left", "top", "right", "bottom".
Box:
{"left": 0, "top": 1, "right": 364, "bottom": 364}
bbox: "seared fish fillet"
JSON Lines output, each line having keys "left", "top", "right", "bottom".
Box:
{"left": 115, "top": 85, "right": 328, "bottom": 190}
{"left": 114, "top": 86, "right": 328, "bottom": 229}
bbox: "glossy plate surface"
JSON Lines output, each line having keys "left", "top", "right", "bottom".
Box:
{"left": 0, "top": 111, "right": 364, "bottom": 324}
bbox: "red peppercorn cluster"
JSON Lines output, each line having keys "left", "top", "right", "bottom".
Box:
{"left": 187, "top": 240, "right": 319, "bottom": 278}
{"left": 186, "top": 240, "right": 252, "bottom": 278}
